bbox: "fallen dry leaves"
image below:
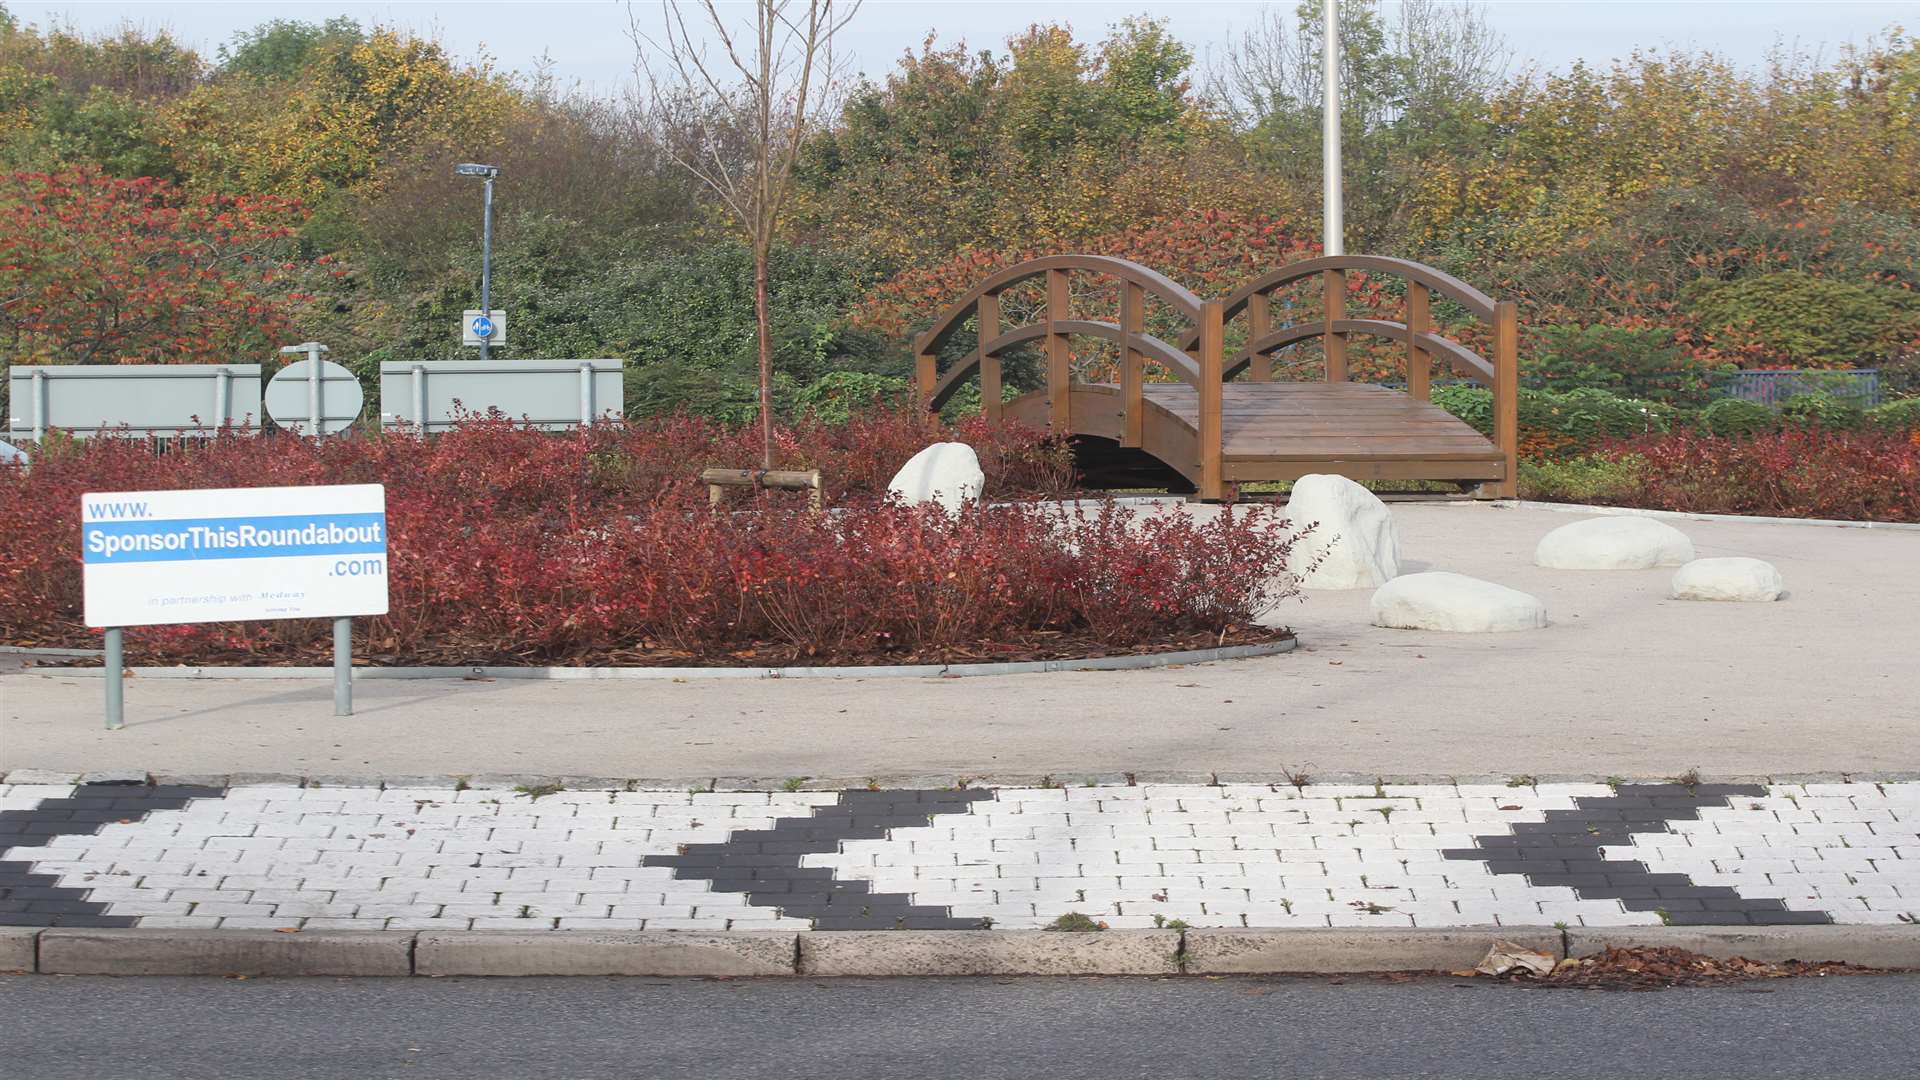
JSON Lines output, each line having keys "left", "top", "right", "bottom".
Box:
{"left": 1464, "top": 946, "right": 1882, "bottom": 991}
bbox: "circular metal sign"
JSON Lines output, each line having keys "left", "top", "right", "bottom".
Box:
{"left": 469, "top": 315, "right": 496, "bottom": 339}
{"left": 265, "top": 358, "right": 364, "bottom": 436}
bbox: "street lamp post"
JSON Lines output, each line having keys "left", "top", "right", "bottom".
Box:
{"left": 455, "top": 163, "right": 500, "bottom": 359}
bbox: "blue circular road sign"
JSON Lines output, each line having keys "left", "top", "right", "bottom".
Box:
{"left": 470, "top": 315, "right": 496, "bottom": 339}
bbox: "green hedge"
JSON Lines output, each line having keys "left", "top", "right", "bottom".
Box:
{"left": 1777, "top": 392, "right": 1865, "bottom": 431}
{"left": 1680, "top": 271, "right": 1920, "bottom": 368}
{"left": 1700, "top": 398, "right": 1777, "bottom": 437}
{"left": 1432, "top": 385, "right": 1671, "bottom": 449}
{"left": 1523, "top": 324, "right": 1730, "bottom": 407}
{"left": 1867, "top": 397, "right": 1920, "bottom": 432}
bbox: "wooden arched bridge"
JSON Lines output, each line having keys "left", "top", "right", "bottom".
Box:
{"left": 913, "top": 254, "right": 1519, "bottom": 500}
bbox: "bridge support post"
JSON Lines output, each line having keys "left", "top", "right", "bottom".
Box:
{"left": 1198, "top": 300, "right": 1226, "bottom": 501}
{"left": 1046, "top": 269, "right": 1072, "bottom": 433}
{"left": 1406, "top": 286, "right": 1430, "bottom": 402}
{"left": 1323, "top": 269, "right": 1347, "bottom": 382}
{"left": 1247, "top": 292, "right": 1273, "bottom": 382}
{"left": 977, "top": 293, "right": 1002, "bottom": 423}
{"left": 915, "top": 350, "right": 937, "bottom": 414}
{"left": 1120, "top": 281, "right": 1144, "bottom": 447}
{"left": 1487, "top": 299, "right": 1520, "bottom": 499}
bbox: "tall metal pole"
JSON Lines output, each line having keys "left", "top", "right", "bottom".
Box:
{"left": 1322, "top": 0, "right": 1344, "bottom": 257}
{"left": 479, "top": 176, "right": 494, "bottom": 361}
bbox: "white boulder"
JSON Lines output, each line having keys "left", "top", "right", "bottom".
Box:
{"left": 1535, "top": 516, "right": 1694, "bottom": 570}
{"left": 1370, "top": 571, "right": 1549, "bottom": 633}
{"left": 1670, "top": 557, "right": 1785, "bottom": 602}
{"left": 888, "top": 442, "right": 985, "bottom": 514}
{"left": 1283, "top": 474, "right": 1401, "bottom": 589}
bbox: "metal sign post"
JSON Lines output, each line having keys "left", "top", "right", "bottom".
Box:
{"left": 333, "top": 616, "right": 353, "bottom": 716}
{"left": 103, "top": 627, "right": 124, "bottom": 731}
{"left": 455, "top": 163, "right": 501, "bottom": 359}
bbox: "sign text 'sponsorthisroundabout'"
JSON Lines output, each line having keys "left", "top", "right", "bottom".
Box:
{"left": 81, "top": 484, "right": 388, "bottom": 727}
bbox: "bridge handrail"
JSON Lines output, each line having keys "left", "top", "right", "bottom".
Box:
{"left": 911, "top": 254, "right": 1203, "bottom": 358}
{"left": 1219, "top": 255, "right": 1498, "bottom": 323}
{"left": 911, "top": 253, "right": 1228, "bottom": 497}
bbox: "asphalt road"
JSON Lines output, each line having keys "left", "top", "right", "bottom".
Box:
{"left": 3, "top": 973, "right": 1916, "bottom": 1080}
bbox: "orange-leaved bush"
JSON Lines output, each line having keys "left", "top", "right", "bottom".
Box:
{"left": 0, "top": 167, "right": 306, "bottom": 365}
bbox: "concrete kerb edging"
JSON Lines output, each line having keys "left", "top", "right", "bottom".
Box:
{"left": 7, "top": 927, "right": 1919, "bottom": 979}
{"left": 20, "top": 638, "right": 1296, "bottom": 681}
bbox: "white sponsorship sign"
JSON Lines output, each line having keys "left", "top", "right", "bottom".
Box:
{"left": 82, "top": 484, "right": 389, "bottom": 628}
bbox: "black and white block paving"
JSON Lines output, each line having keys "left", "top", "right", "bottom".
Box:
{"left": 1, "top": 781, "right": 1915, "bottom": 931}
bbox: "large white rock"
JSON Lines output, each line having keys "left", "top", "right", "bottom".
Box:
{"left": 1534, "top": 516, "right": 1695, "bottom": 570}
{"left": 1283, "top": 474, "right": 1401, "bottom": 589}
{"left": 1670, "top": 557, "right": 1785, "bottom": 602}
{"left": 888, "top": 442, "right": 985, "bottom": 514}
{"left": 1370, "top": 571, "right": 1549, "bottom": 633}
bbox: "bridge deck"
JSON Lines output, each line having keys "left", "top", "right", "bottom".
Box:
{"left": 1146, "top": 382, "right": 1502, "bottom": 462}
{"left": 1010, "top": 381, "right": 1507, "bottom": 489}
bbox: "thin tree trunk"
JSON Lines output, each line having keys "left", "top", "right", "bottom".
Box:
{"left": 753, "top": 241, "right": 774, "bottom": 470}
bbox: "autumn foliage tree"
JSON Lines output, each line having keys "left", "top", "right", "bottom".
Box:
{"left": 0, "top": 167, "right": 305, "bottom": 365}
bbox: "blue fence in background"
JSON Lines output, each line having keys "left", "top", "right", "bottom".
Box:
{"left": 1718, "top": 369, "right": 1881, "bottom": 407}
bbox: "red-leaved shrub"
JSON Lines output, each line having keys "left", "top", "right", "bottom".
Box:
{"left": 0, "top": 421, "right": 1300, "bottom": 665}
{"left": 1595, "top": 429, "right": 1920, "bottom": 522}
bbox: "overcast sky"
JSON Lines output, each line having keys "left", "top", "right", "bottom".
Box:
{"left": 9, "top": 1, "right": 1913, "bottom": 96}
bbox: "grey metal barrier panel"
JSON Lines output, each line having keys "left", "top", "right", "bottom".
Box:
{"left": 1721, "top": 369, "right": 1881, "bottom": 407}
{"left": 378, "top": 359, "right": 624, "bottom": 431}
{"left": 6, "top": 364, "right": 264, "bottom": 440}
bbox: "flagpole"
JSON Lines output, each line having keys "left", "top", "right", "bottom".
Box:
{"left": 1322, "top": 0, "right": 1343, "bottom": 256}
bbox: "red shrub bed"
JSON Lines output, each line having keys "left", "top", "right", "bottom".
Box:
{"left": 0, "top": 420, "right": 1300, "bottom": 665}
{"left": 1595, "top": 429, "right": 1920, "bottom": 522}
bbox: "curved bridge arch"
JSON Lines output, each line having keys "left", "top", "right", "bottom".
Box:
{"left": 913, "top": 253, "right": 1519, "bottom": 501}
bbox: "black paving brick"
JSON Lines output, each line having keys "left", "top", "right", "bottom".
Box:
{"left": 23, "top": 900, "right": 112, "bottom": 914}
{"left": 1749, "top": 910, "right": 1833, "bottom": 925}
{"left": 46, "top": 914, "right": 136, "bottom": 927}
{"left": 1664, "top": 911, "right": 1750, "bottom": 925}
{"left": 0, "top": 913, "right": 57, "bottom": 927}
{"left": 1524, "top": 874, "right": 1611, "bottom": 888}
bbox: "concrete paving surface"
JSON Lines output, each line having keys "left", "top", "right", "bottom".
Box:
{"left": 4, "top": 971, "right": 1918, "bottom": 1080}
{"left": 4, "top": 503, "right": 1916, "bottom": 781}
